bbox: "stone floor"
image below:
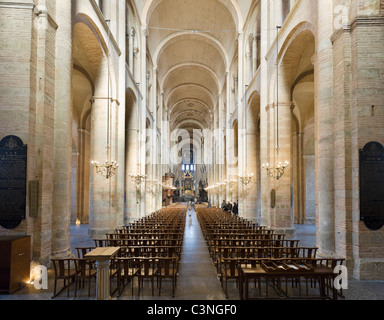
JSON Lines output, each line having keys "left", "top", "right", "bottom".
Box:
{"left": 1, "top": 208, "right": 384, "bottom": 301}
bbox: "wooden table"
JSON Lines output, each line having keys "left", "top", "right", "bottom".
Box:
{"left": 239, "top": 264, "right": 337, "bottom": 300}
{"left": 85, "top": 247, "right": 120, "bottom": 300}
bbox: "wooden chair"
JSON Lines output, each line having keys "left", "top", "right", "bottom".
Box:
{"left": 93, "top": 239, "right": 108, "bottom": 247}
{"left": 75, "top": 247, "right": 96, "bottom": 258}
{"left": 157, "top": 257, "right": 178, "bottom": 297}
{"left": 220, "top": 258, "right": 240, "bottom": 298}
{"left": 109, "top": 256, "right": 120, "bottom": 296}
{"left": 116, "top": 257, "right": 140, "bottom": 297}
{"left": 137, "top": 258, "right": 158, "bottom": 296}
{"left": 51, "top": 258, "right": 78, "bottom": 298}
{"left": 74, "top": 258, "right": 97, "bottom": 297}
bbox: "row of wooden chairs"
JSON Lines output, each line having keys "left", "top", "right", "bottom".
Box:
{"left": 111, "top": 208, "right": 186, "bottom": 297}
{"left": 196, "top": 207, "right": 319, "bottom": 298}
{"left": 196, "top": 208, "right": 346, "bottom": 299}
{"left": 51, "top": 208, "right": 186, "bottom": 298}
{"left": 51, "top": 255, "right": 179, "bottom": 298}
{"left": 219, "top": 257, "right": 345, "bottom": 299}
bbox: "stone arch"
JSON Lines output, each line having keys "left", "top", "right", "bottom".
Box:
{"left": 142, "top": 0, "right": 243, "bottom": 31}
{"left": 278, "top": 22, "right": 316, "bottom": 227}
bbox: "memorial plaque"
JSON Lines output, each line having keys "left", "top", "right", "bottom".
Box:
{"left": 0, "top": 136, "right": 27, "bottom": 229}
{"left": 359, "top": 141, "right": 384, "bottom": 230}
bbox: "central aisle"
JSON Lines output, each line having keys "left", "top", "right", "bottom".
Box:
{"left": 175, "top": 207, "right": 226, "bottom": 300}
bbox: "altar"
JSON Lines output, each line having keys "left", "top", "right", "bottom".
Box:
{"left": 182, "top": 170, "right": 195, "bottom": 201}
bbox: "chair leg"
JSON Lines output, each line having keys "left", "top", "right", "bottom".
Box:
{"left": 173, "top": 277, "right": 175, "bottom": 298}
{"left": 66, "top": 279, "right": 70, "bottom": 297}
{"left": 74, "top": 278, "right": 78, "bottom": 297}
{"left": 53, "top": 279, "right": 57, "bottom": 298}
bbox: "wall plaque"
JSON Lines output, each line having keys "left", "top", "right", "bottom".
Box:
{"left": 359, "top": 141, "right": 384, "bottom": 230}
{"left": 0, "top": 136, "right": 27, "bottom": 229}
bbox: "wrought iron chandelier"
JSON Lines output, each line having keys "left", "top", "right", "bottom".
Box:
{"left": 239, "top": 173, "right": 254, "bottom": 185}
{"left": 129, "top": 174, "right": 147, "bottom": 188}
{"left": 91, "top": 20, "right": 119, "bottom": 179}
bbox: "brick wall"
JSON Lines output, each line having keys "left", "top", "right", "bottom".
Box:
{"left": 351, "top": 16, "right": 384, "bottom": 279}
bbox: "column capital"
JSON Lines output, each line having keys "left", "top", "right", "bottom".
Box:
{"left": 141, "top": 27, "right": 148, "bottom": 38}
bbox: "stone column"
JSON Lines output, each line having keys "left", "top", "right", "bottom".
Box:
{"left": 315, "top": 0, "right": 335, "bottom": 256}
{"left": 252, "top": 35, "right": 259, "bottom": 75}
{"left": 225, "top": 71, "right": 231, "bottom": 202}
{"left": 259, "top": 0, "right": 270, "bottom": 227}
{"left": 89, "top": 59, "right": 112, "bottom": 239}
{"left": 140, "top": 27, "right": 147, "bottom": 217}
{"left": 128, "top": 28, "right": 134, "bottom": 72}
{"left": 52, "top": 0, "right": 72, "bottom": 258}
{"left": 76, "top": 128, "right": 91, "bottom": 224}
{"left": 237, "top": 31, "right": 245, "bottom": 215}
{"left": 244, "top": 97, "right": 259, "bottom": 223}
{"left": 271, "top": 101, "right": 294, "bottom": 236}
{"left": 152, "top": 65, "right": 158, "bottom": 211}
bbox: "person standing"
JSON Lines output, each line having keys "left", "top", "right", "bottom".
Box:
{"left": 233, "top": 200, "right": 238, "bottom": 216}
{"left": 227, "top": 201, "right": 233, "bottom": 213}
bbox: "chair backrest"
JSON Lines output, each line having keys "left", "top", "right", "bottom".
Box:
{"left": 222, "top": 258, "right": 238, "bottom": 277}
{"left": 158, "top": 257, "right": 177, "bottom": 276}
{"left": 51, "top": 258, "right": 75, "bottom": 278}
{"left": 117, "top": 257, "right": 141, "bottom": 275}
{"left": 139, "top": 258, "right": 157, "bottom": 276}
{"left": 75, "top": 247, "right": 96, "bottom": 258}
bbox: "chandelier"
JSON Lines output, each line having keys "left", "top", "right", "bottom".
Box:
{"left": 224, "top": 178, "right": 237, "bottom": 189}
{"left": 91, "top": 147, "right": 119, "bottom": 180}
{"left": 239, "top": 173, "right": 254, "bottom": 185}
{"left": 91, "top": 20, "right": 119, "bottom": 179}
{"left": 262, "top": 26, "right": 289, "bottom": 180}
{"left": 262, "top": 160, "right": 289, "bottom": 180}
{"left": 129, "top": 174, "right": 147, "bottom": 187}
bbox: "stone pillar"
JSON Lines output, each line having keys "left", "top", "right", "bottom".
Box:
{"left": 152, "top": 65, "right": 158, "bottom": 211}
{"left": 115, "top": 0, "right": 127, "bottom": 228}
{"left": 51, "top": 0, "right": 72, "bottom": 259}
{"left": 128, "top": 28, "right": 134, "bottom": 72}
{"left": 89, "top": 59, "right": 112, "bottom": 239}
{"left": 252, "top": 35, "right": 259, "bottom": 75}
{"left": 315, "top": 0, "right": 335, "bottom": 256}
{"left": 76, "top": 129, "right": 91, "bottom": 224}
{"left": 259, "top": 0, "right": 270, "bottom": 227}
{"left": 244, "top": 96, "right": 259, "bottom": 223}
{"left": 237, "top": 31, "right": 245, "bottom": 215}
{"left": 140, "top": 27, "right": 148, "bottom": 217}
{"left": 271, "top": 101, "right": 294, "bottom": 235}
{"left": 225, "top": 72, "right": 231, "bottom": 202}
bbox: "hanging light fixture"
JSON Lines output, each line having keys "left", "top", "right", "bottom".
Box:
{"left": 91, "top": 20, "right": 119, "bottom": 179}
{"left": 239, "top": 173, "right": 254, "bottom": 185}
{"left": 262, "top": 26, "right": 289, "bottom": 180}
{"left": 129, "top": 173, "right": 147, "bottom": 188}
